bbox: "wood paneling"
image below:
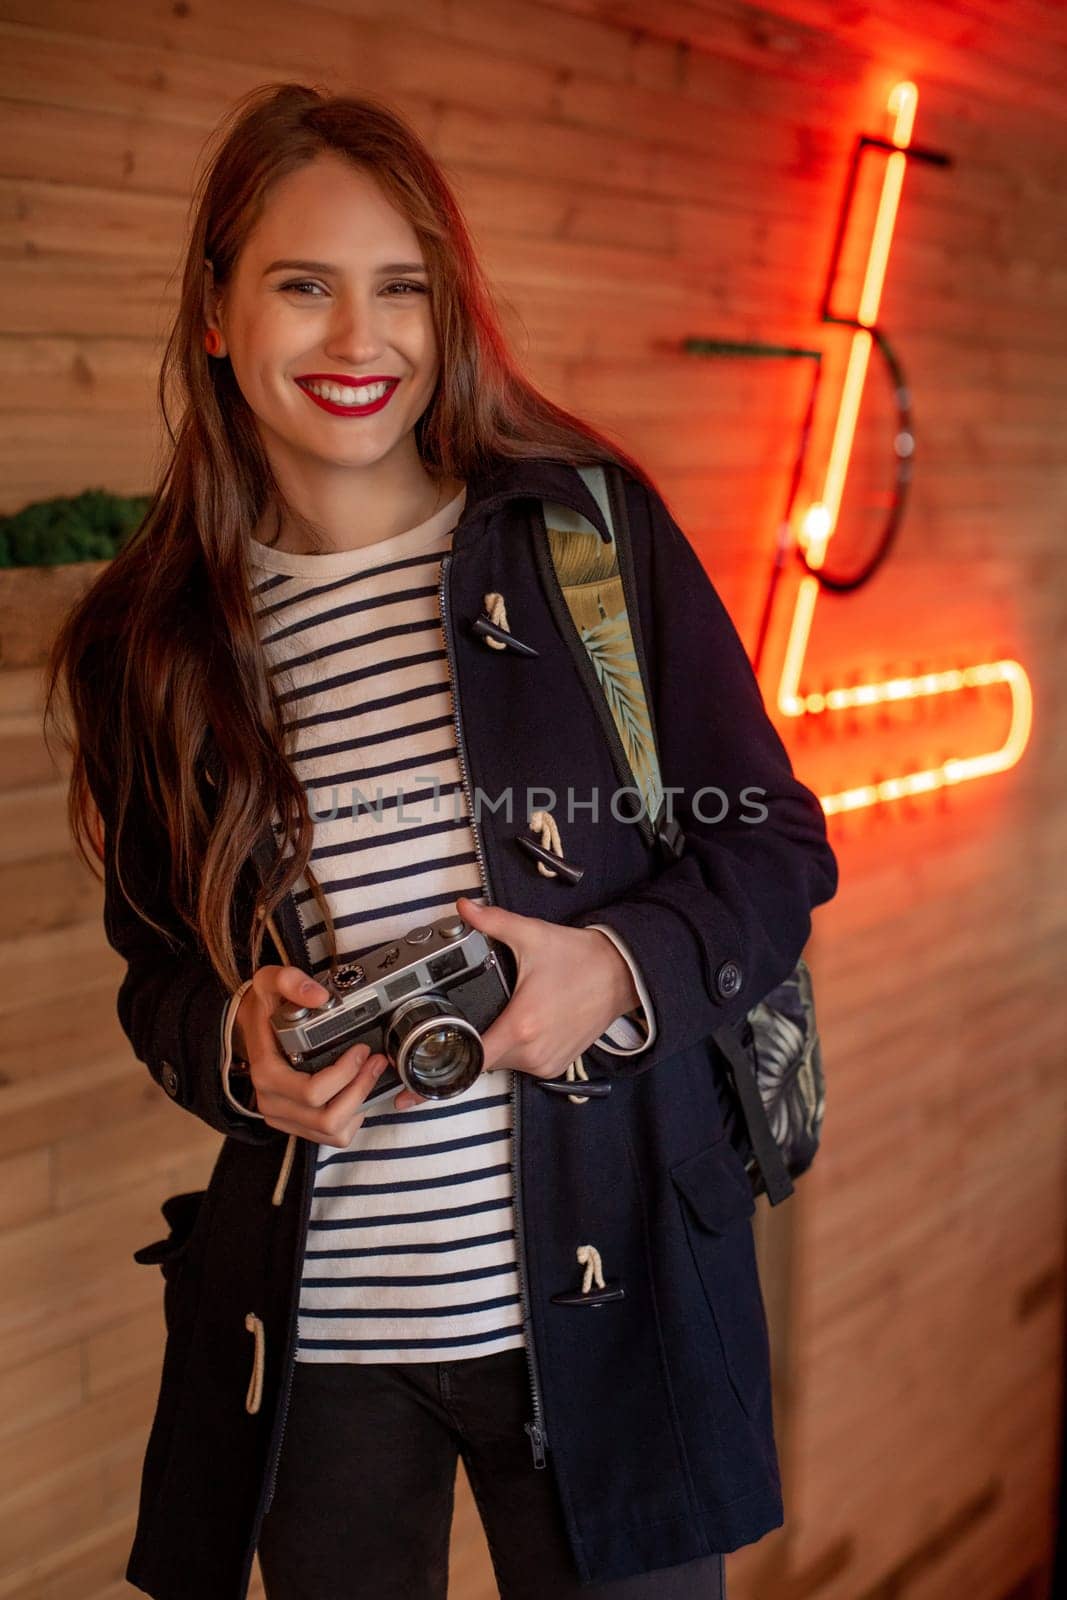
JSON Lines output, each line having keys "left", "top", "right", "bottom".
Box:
{"left": 0, "top": 2, "right": 1064, "bottom": 1597}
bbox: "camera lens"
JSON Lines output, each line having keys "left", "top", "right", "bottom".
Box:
{"left": 386, "top": 995, "right": 483, "bottom": 1100}
{"left": 409, "top": 1025, "right": 481, "bottom": 1088}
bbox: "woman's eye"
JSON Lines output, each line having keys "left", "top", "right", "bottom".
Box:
{"left": 278, "top": 280, "right": 427, "bottom": 297}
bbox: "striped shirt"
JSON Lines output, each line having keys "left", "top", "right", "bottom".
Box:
{"left": 224, "top": 484, "right": 654, "bottom": 1363}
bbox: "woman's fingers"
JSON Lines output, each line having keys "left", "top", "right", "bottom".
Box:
{"left": 394, "top": 1088, "right": 429, "bottom": 1110}
{"left": 250, "top": 962, "right": 328, "bottom": 1012}
{"left": 237, "top": 964, "right": 326, "bottom": 1061}
{"left": 287, "top": 1039, "right": 378, "bottom": 1108}
{"left": 236, "top": 965, "right": 393, "bottom": 1141}
{"left": 262, "top": 1043, "right": 392, "bottom": 1146}
{"left": 263, "top": 1037, "right": 380, "bottom": 1111}
{"left": 243, "top": 964, "right": 357, "bottom": 1101}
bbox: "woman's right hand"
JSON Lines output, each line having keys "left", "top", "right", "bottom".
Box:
{"left": 233, "top": 966, "right": 390, "bottom": 1148}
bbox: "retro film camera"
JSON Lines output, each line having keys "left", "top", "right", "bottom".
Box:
{"left": 271, "top": 912, "right": 511, "bottom": 1116}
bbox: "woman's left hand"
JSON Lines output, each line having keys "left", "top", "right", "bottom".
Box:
{"left": 393, "top": 895, "right": 641, "bottom": 1110}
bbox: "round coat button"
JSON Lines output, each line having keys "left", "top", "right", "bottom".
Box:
{"left": 160, "top": 1060, "right": 180, "bottom": 1098}
{"left": 715, "top": 960, "right": 743, "bottom": 999}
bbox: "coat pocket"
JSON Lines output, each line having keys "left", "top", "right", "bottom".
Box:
{"left": 669, "top": 1135, "right": 770, "bottom": 1423}
{"left": 133, "top": 1189, "right": 210, "bottom": 1336}
{"left": 133, "top": 1189, "right": 210, "bottom": 1275}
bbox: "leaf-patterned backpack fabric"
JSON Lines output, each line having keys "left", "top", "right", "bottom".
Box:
{"left": 534, "top": 462, "right": 825, "bottom": 1206}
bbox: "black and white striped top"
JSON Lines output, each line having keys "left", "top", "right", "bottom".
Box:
{"left": 232, "top": 485, "right": 654, "bottom": 1363}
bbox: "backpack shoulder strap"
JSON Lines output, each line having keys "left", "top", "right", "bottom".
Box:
{"left": 536, "top": 462, "right": 683, "bottom": 863}
{"left": 538, "top": 464, "right": 800, "bottom": 1207}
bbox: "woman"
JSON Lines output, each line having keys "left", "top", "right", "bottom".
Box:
{"left": 46, "top": 83, "right": 838, "bottom": 1600}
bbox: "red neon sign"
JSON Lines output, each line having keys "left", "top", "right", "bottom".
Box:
{"left": 777, "top": 82, "right": 1033, "bottom": 815}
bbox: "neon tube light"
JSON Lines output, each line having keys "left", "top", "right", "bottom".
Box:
{"left": 776, "top": 82, "right": 1032, "bottom": 815}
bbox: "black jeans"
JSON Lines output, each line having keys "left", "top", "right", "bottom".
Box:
{"left": 257, "top": 1346, "right": 726, "bottom": 1599}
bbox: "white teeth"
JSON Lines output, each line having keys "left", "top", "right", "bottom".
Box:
{"left": 302, "top": 379, "right": 392, "bottom": 406}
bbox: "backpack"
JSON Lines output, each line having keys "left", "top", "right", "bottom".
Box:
{"left": 535, "top": 462, "right": 825, "bottom": 1206}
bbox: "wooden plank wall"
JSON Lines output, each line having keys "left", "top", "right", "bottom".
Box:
{"left": 0, "top": 2, "right": 1064, "bottom": 1597}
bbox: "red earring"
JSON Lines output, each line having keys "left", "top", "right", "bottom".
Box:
{"left": 204, "top": 328, "right": 223, "bottom": 356}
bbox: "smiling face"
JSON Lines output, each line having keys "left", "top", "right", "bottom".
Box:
{"left": 205, "top": 152, "right": 441, "bottom": 488}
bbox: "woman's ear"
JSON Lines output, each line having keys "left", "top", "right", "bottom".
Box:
{"left": 202, "top": 258, "right": 226, "bottom": 353}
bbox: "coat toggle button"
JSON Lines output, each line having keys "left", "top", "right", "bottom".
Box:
{"left": 550, "top": 1244, "right": 625, "bottom": 1309}
{"left": 537, "top": 1077, "right": 612, "bottom": 1098}
{"left": 513, "top": 832, "right": 584, "bottom": 884}
{"left": 470, "top": 614, "right": 540, "bottom": 656}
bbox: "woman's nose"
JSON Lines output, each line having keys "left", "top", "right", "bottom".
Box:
{"left": 323, "top": 298, "right": 383, "bottom": 360}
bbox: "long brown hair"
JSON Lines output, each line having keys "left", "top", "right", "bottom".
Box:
{"left": 45, "top": 81, "right": 660, "bottom": 993}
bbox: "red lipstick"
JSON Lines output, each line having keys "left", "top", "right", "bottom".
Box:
{"left": 295, "top": 375, "right": 399, "bottom": 417}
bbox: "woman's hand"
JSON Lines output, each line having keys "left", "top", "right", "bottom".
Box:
{"left": 392, "top": 896, "right": 640, "bottom": 1110}
{"left": 234, "top": 967, "right": 391, "bottom": 1147}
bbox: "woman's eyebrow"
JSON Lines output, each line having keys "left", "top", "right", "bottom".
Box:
{"left": 261, "top": 258, "right": 428, "bottom": 276}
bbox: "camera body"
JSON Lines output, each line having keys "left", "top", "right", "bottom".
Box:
{"left": 271, "top": 912, "right": 510, "bottom": 1116}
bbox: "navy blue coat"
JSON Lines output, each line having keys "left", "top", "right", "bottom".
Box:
{"left": 99, "top": 455, "right": 839, "bottom": 1598}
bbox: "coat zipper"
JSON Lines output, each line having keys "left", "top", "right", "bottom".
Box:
{"left": 439, "top": 552, "right": 549, "bottom": 1471}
